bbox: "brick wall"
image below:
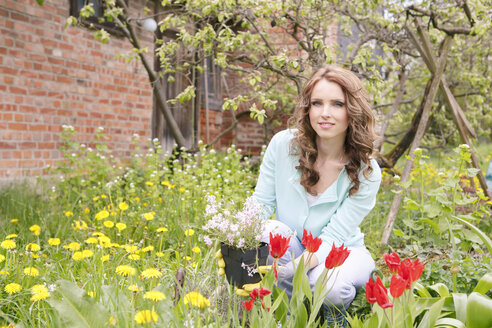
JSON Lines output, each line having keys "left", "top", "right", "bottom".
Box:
{"left": 0, "top": 0, "right": 154, "bottom": 182}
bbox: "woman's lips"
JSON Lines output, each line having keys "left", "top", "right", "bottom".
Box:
{"left": 319, "top": 122, "right": 335, "bottom": 128}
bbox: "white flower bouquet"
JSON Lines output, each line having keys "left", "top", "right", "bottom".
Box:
{"left": 203, "top": 195, "right": 265, "bottom": 250}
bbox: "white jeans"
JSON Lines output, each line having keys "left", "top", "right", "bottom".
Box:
{"left": 264, "top": 220, "right": 375, "bottom": 309}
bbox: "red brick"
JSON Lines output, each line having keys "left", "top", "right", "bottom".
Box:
{"left": 8, "top": 123, "right": 27, "bottom": 130}
{"left": 29, "top": 124, "right": 47, "bottom": 132}
{"left": 9, "top": 86, "right": 27, "bottom": 94}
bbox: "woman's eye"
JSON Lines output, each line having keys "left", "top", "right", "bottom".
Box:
{"left": 335, "top": 101, "right": 345, "bottom": 107}
{"left": 311, "top": 101, "right": 322, "bottom": 106}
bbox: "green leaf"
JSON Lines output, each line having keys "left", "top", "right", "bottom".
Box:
{"left": 473, "top": 272, "right": 492, "bottom": 295}
{"left": 452, "top": 293, "right": 468, "bottom": 323}
{"left": 429, "top": 283, "right": 450, "bottom": 297}
{"left": 393, "top": 229, "right": 405, "bottom": 237}
{"left": 466, "top": 292, "right": 492, "bottom": 328}
{"left": 403, "top": 197, "right": 420, "bottom": 210}
{"left": 434, "top": 317, "right": 466, "bottom": 328}
{"left": 294, "top": 304, "right": 308, "bottom": 328}
{"left": 48, "top": 280, "right": 109, "bottom": 328}
{"left": 417, "top": 297, "right": 445, "bottom": 328}
{"left": 451, "top": 216, "right": 492, "bottom": 255}
{"left": 36, "top": 0, "right": 44, "bottom": 4}
{"left": 414, "top": 283, "right": 432, "bottom": 298}
{"left": 423, "top": 203, "right": 442, "bottom": 218}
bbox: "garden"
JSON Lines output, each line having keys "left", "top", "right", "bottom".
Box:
{"left": 0, "top": 126, "right": 491, "bottom": 327}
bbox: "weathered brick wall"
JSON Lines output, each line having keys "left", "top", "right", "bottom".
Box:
{"left": 0, "top": 0, "right": 154, "bottom": 182}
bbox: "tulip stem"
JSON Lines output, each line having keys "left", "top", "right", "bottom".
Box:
{"left": 383, "top": 308, "right": 393, "bottom": 327}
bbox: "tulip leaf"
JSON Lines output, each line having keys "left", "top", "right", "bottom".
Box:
{"left": 294, "top": 303, "right": 308, "bottom": 328}
{"left": 414, "top": 282, "right": 432, "bottom": 298}
{"left": 452, "top": 293, "right": 468, "bottom": 323}
{"left": 417, "top": 297, "right": 445, "bottom": 328}
{"left": 466, "top": 292, "right": 492, "bottom": 328}
{"left": 434, "top": 317, "right": 466, "bottom": 328}
{"left": 472, "top": 272, "right": 492, "bottom": 295}
{"left": 429, "top": 283, "right": 450, "bottom": 297}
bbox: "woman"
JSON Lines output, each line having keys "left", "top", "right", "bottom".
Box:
{"left": 254, "top": 65, "right": 381, "bottom": 316}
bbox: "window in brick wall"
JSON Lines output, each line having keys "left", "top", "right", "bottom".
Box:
{"left": 69, "top": 0, "right": 127, "bottom": 35}
{"left": 201, "top": 57, "right": 223, "bottom": 110}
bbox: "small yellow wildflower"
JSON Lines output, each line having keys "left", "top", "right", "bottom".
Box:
{"left": 145, "top": 181, "right": 154, "bottom": 186}
{"left": 85, "top": 237, "right": 98, "bottom": 244}
{"left": 0, "top": 270, "right": 10, "bottom": 275}
{"left": 92, "top": 232, "right": 105, "bottom": 237}
{"left": 101, "top": 255, "right": 110, "bottom": 262}
{"left": 134, "top": 310, "right": 158, "bottom": 324}
{"left": 73, "top": 220, "right": 88, "bottom": 230}
{"left": 1, "top": 240, "right": 16, "bottom": 250}
{"left": 135, "top": 197, "right": 140, "bottom": 202}
{"left": 191, "top": 262, "right": 197, "bottom": 268}
{"left": 98, "top": 236, "right": 111, "bottom": 245}
{"left": 128, "top": 284, "right": 142, "bottom": 292}
{"left": 25, "top": 243, "right": 41, "bottom": 252}
{"left": 72, "top": 251, "right": 85, "bottom": 261}
{"left": 125, "top": 245, "right": 138, "bottom": 253}
{"left": 116, "top": 265, "right": 136, "bottom": 277}
{"left": 104, "top": 221, "right": 115, "bottom": 228}
{"left": 23, "top": 267, "right": 39, "bottom": 277}
{"left": 156, "top": 227, "right": 168, "bottom": 232}
{"left": 64, "top": 211, "right": 73, "bottom": 217}
{"left": 30, "top": 224, "right": 41, "bottom": 235}
{"left": 143, "top": 290, "right": 166, "bottom": 302}
{"left": 31, "top": 284, "right": 49, "bottom": 294}
{"left": 5, "top": 234, "right": 18, "bottom": 239}
{"left": 184, "top": 291, "right": 210, "bottom": 309}
{"left": 63, "top": 242, "right": 81, "bottom": 251}
{"left": 95, "top": 210, "right": 109, "bottom": 221}
{"left": 156, "top": 252, "right": 165, "bottom": 257}
{"left": 10, "top": 218, "right": 19, "bottom": 223}
{"left": 0, "top": 254, "right": 5, "bottom": 263}
{"left": 140, "top": 268, "right": 162, "bottom": 279}
{"left": 179, "top": 187, "right": 186, "bottom": 193}
{"left": 115, "top": 222, "right": 127, "bottom": 231}
{"left": 84, "top": 208, "right": 90, "bottom": 214}
{"left": 87, "top": 291, "right": 96, "bottom": 297}
{"left": 5, "top": 283, "right": 22, "bottom": 295}
{"left": 141, "top": 246, "right": 154, "bottom": 252}
{"left": 106, "top": 316, "right": 116, "bottom": 325}
{"left": 184, "top": 229, "right": 195, "bottom": 236}
{"left": 82, "top": 249, "right": 94, "bottom": 258}
{"left": 192, "top": 246, "right": 201, "bottom": 254}
{"left": 118, "top": 202, "right": 129, "bottom": 211}
{"left": 101, "top": 194, "right": 107, "bottom": 199}
{"left": 185, "top": 256, "right": 192, "bottom": 261}
{"left": 48, "top": 238, "right": 60, "bottom": 246}
{"left": 143, "top": 212, "right": 154, "bottom": 221}
{"left": 93, "top": 196, "right": 100, "bottom": 201}
{"left": 30, "top": 292, "right": 50, "bottom": 302}
{"left": 31, "top": 253, "right": 39, "bottom": 259}
{"left": 128, "top": 254, "right": 140, "bottom": 260}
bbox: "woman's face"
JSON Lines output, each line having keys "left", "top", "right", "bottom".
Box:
{"left": 308, "top": 79, "right": 349, "bottom": 145}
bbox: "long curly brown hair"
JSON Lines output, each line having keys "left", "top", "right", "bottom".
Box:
{"left": 289, "top": 65, "right": 377, "bottom": 196}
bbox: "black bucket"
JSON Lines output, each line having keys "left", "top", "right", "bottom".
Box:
{"left": 220, "top": 242, "right": 269, "bottom": 287}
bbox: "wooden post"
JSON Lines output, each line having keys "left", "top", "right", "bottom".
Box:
{"left": 381, "top": 35, "right": 453, "bottom": 246}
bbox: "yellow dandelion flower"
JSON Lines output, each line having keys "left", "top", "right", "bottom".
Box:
{"left": 115, "top": 222, "right": 127, "bottom": 231}
{"left": 92, "top": 232, "right": 105, "bottom": 237}
{"left": 184, "top": 256, "right": 192, "bottom": 261}
{"left": 143, "top": 202, "right": 148, "bottom": 207}
{"left": 158, "top": 197, "right": 162, "bottom": 202}
{"left": 116, "top": 265, "right": 136, "bottom": 277}
{"left": 73, "top": 220, "right": 88, "bottom": 230}
{"left": 29, "top": 224, "right": 41, "bottom": 235}
{"left": 23, "top": 267, "right": 39, "bottom": 277}
{"left": 101, "top": 194, "right": 107, "bottom": 199}
{"left": 1, "top": 239, "right": 16, "bottom": 250}
{"left": 25, "top": 243, "right": 41, "bottom": 252}
{"left": 6, "top": 234, "right": 18, "bottom": 239}
{"left": 82, "top": 249, "right": 94, "bottom": 258}
{"left": 192, "top": 246, "right": 201, "bottom": 254}
{"left": 0, "top": 270, "right": 10, "bottom": 275}
{"left": 143, "top": 212, "right": 154, "bottom": 221}
{"left": 85, "top": 237, "right": 98, "bottom": 244}
{"left": 72, "top": 251, "right": 85, "bottom": 261}
{"left": 179, "top": 187, "right": 185, "bottom": 193}
{"left": 161, "top": 180, "right": 172, "bottom": 188}
{"left": 191, "top": 262, "right": 196, "bottom": 268}
{"left": 32, "top": 284, "right": 49, "bottom": 294}
{"left": 128, "top": 254, "right": 140, "bottom": 260}
{"left": 30, "top": 292, "right": 50, "bottom": 302}
{"left": 63, "top": 242, "right": 81, "bottom": 251}
{"left": 145, "top": 181, "right": 154, "bottom": 186}
{"left": 64, "top": 211, "right": 74, "bottom": 217}
{"left": 128, "top": 284, "right": 142, "bottom": 292}
{"left": 143, "top": 290, "right": 166, "bottom": 302}
{"left": 0, "top": 254, "right": 5, "bottom": 263}
{"left": 134, "top": 310, "right": 158, "bottom": 324}
{"left": 184, "top": 229, "right": 194, "bottom": 236}
{"left": 84, "top": 208, "right": 90, "bottom": 214}
{"left": 135, "top": 197, "right": 141, "bottom": 202}
{"left": 142, "top": 246, "right": 154, "bottom": 252}
{"left": 101, "top": 255, "right": 110, "bottom": 262}
{"left": 48, "top": 238, "right": 60, "bottom": 246}
{"left": 5, "top": 283, "right": 22, "bottom": 295}
{"left": 95, "top": 210, "right": 109, "bottom": 221}
{"left": 156, "top": 227, "right": 168, "bottom": 232}
{"left": 118, "top": 202, "right": 129, "bottom": 211}
{"left": 156, "top": 252, "right": 165, "bottom": 257}
{"left": 103, "top": 221, "right": 115, "bottom": 228}
{"left": 184, "top": 291, "right": 210, "bottom": 309}
{"left": 31, "top": 253, "right": 39, "bottom": 259}
{"left": 125, "top": 245, "right": 138, "bottom": 252}
{"left": 93, "top": 196, "right": 99, "bottom": 201}
{"left": 87, "top": 291, "right": 96, "bottom": 297}
{"left": 140, "top": 268, "right": 162, "bottom": 279}
{"left": 11, "top": 218, "right": 19, "bottom": 223}
{"left": 106, "top": 316, "right": 116, "bottom": 325}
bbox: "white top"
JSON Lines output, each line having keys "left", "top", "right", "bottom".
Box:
{"left": 306, "top": 193, "right": 320, "bottom": 206}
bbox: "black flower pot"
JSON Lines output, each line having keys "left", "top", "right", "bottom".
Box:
{"left": 220, "top": 242, "right": 269, "bottom": 287}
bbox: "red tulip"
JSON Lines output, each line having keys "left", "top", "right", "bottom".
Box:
{"left": 383, "top": 252, "right": 401, "bottom": 273}
{"left": 366, "top": 276, "right": 393, "bottom": 309}
{"left": 398, "top": 258, "right": 425, "bottom": 289}
{"left": 242, "top": 298, "right": 254, "bottom": 311}
{"left": 269, "top": 233, "right": 291, "bottom": 259}
{"left": 324, "top": 243, "right": 350, "bottom": 270}
{"left": 302, "top": 229, "right": 322, "bottom": 253}
{"left": 249, "top": 287, "right": 271, "bottom": 301}
{"left": 365, "top": 277, "right": 377, "bottom": 304}
{"left": 390, "top": 275, "right": 406, "bottom": 298}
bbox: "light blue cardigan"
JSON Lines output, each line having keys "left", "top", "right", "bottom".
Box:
{"left": 253, "top": 129, "right": 382, "bottom": 262}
